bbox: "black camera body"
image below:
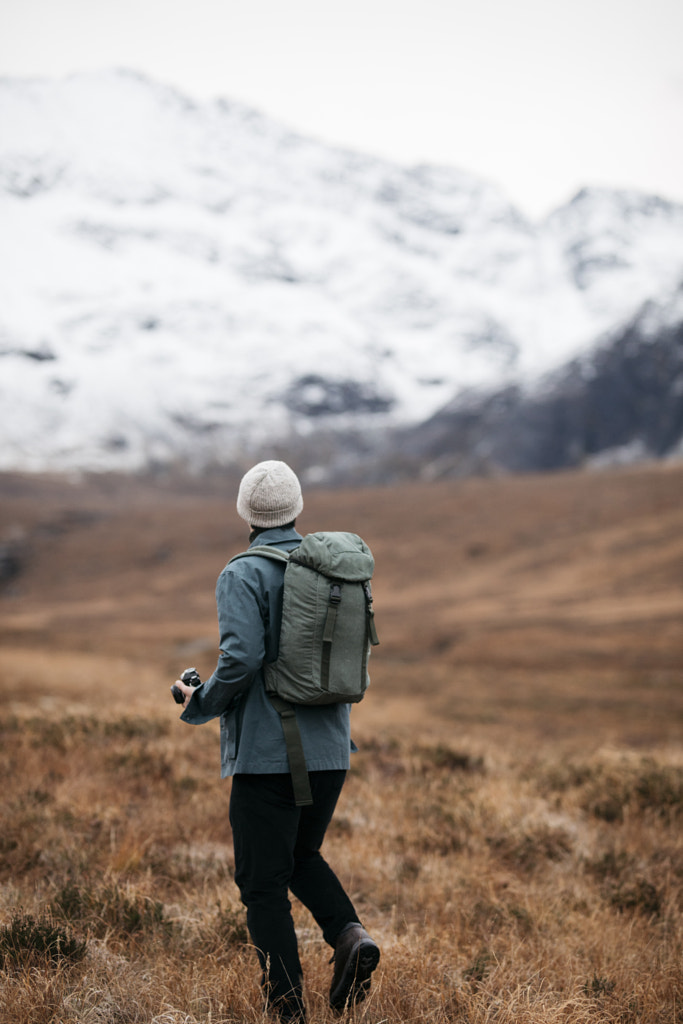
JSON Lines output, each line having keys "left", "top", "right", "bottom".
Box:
{"left": 171, "top": 667, "right": 201, "bottom": 705}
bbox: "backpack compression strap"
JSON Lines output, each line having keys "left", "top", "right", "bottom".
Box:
{"left": 321, "top": 581, "right": 342, "bottom": 691}
{"left": 228, "top": 544, "right": 313, "bottom": 807}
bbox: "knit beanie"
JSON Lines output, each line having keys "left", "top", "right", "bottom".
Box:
{"left": 236, "top": 460, "right": 304, "bottom": 528}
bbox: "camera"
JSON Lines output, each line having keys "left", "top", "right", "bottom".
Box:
{"left": 171, "top": 667, "right": 201, "bottom": 705}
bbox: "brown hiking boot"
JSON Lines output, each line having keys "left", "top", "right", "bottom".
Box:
{"left": 329, "top": 923, "right": 380, "bottom": 1011}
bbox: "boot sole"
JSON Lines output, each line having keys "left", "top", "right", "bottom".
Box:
{"left": 330, "top": 940, "right": 381, "bottom": 1011}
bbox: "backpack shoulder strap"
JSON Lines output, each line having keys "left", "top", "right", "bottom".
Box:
{"left": 267, "top": 695, "right": 313, "bottom": 807}
{"left": 228, "top": 545, "right": 291, "bottom": 566}
{"left": 227, "top": 543, "right": 312, "bottom": 807}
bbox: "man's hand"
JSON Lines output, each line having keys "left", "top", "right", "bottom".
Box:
{"left": 171, "top": 667, "right": 202, "bottom": 709}
{"left": 173, "top": 680, "right": 198, "bottom": 710}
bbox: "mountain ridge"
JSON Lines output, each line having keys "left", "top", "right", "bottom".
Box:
{"left": 1, "top": 69, "right": 682, "bottom": 477}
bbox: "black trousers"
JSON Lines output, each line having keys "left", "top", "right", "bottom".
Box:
{"left": 229, "top": 770, "right": 360, "bottom": 1015}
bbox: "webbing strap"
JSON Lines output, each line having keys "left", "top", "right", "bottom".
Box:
{"left": 268, "top": 694, "right": 313, "bottom": 807}
{"left": 364, "top": 582, "right": 380, "bottom": 647}
{"left": 321, "top": 582, "right": 342, "bottom": 691}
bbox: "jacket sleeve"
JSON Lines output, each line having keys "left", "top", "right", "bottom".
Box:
{"left": 180, "top": 569, "right": 265, "bottom": 725}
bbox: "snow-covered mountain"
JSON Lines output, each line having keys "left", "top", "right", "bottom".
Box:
{"left": 1, "top": 69, "right": 682, "bottom": 475}
{"left": 391, "top": 280, "right": 683, "bottom": 479}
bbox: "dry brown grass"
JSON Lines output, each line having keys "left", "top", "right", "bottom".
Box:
{"left": 1, "top": 463, "right": 682, "bottom": 1022}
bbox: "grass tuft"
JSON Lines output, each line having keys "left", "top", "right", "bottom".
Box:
{"left": 0, "top": 911, "right": 86, "bottom": 968}
{"left": 52, "top": 880, "right": 172, "bottom": 940}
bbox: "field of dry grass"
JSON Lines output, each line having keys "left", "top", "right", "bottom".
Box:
{"left": 1, "top": 463, "right": 682, "bottom": 1022}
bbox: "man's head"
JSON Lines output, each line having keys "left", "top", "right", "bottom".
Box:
{"left": 236, "top": 460, "right": 304, "bottom": 529}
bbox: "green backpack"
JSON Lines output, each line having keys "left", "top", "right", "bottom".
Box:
{"left": 230, "top": 531, "right": 379, "bottom": 805}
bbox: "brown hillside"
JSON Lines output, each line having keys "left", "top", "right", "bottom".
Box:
{"left": 1, "top": 463, "right": 681, "bottom": 750}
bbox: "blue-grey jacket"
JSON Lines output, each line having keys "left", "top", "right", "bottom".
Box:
{"left": 180, "top": 525, "right": 355, "bottom": 776}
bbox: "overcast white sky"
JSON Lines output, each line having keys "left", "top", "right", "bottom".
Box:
{"left": 1, "top": 0, "right": 682, "bottom": 218}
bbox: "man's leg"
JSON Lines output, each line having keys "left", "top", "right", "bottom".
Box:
{"left": 289, "top": 770, "right": 360, "bottom": 946}
{"left": 229, "top": 773, "right": 306, "bottom": 1021}
{"left": 290, "top": 771, "right": 380, "bottom": 1011}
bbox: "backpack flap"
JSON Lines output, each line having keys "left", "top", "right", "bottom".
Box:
{"left": 288, "top": 531, "right": 374, "bottom": 582}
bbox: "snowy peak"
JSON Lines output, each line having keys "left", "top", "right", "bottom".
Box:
{"left": 1, "top": 70, "right": 683, "bottom": 474}
{"left": 1, "top": 69, "right": 296, "bottom": 204}
{"left": 546, "top": 187, "right": 683, "bottom": 304}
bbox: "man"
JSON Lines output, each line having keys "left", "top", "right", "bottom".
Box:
{"left": 174, "top": 460, "right": 380, "bottom": 1022}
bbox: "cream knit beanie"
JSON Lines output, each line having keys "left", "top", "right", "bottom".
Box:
{"left": 236, "top": 460, "right": 304, "bottom": 528}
